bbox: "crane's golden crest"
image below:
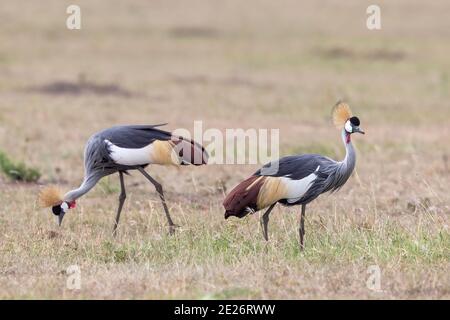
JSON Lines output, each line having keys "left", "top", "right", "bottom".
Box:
{"left": 38, "top": 186, "right": 63, "bottom": 208}
{"left": 332, "top": 101, "right": 353, "bottom": 129}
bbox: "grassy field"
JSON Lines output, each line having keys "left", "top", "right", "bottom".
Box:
{"left": 0, "top": 0, "right": 449, "bottom": 299}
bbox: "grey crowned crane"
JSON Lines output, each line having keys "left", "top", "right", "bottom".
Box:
{"left": 223, "top": 102, "right": 364, "bottom": 250}
{"left": 39, "top": 124, "right": 208, "bottom": 235}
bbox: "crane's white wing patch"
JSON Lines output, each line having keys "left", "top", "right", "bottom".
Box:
{"left": 105, "top": 140, "right": 153, "bottom": 166}
{"left": 282, "top": 171, "right": 317, "bottom": 204}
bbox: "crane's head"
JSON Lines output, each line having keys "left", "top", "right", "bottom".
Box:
{"left": 332, "top": 101, "right": 365, "bottom": 139}
{"left": 344, "top": 116, "right": 365, "bottom": 135}
{"left": 38, "top": 186, "right": 76, "bottom": 226}
{"left": 51, "top": 201, "right": 76, "bottom": 226}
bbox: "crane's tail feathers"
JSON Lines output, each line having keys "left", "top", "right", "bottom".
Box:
{"left": 151, "top": 123, "right": 168, "bottom": 128}
{"left": 150, "top": 137, "right": 208, "bottom": 166}
{"left": 224, "top": 176, "right": 288, "bottom": 219}
{"left": 223, "top": 175, "right": 265, "bottom": 219}
{"left": 171, "top": 137, "right": 209, "bottom": 166}
{"left": 38, "top": 186, "right": 63, "bottom": 208}
{"left": 332, "top": 101, "right": 353, "bottom": 129}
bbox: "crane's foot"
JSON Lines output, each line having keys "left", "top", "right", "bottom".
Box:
{"left": 112, "top": 223, "right": 120, "bottom": 237}
{"left": 299, "top": 232, "right": 305, "bottom": 251}
{"left": 168, "top": 224, "right": 180, "bottom": 235}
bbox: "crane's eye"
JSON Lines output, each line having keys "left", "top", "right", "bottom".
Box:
{"left": 350, "top": 116, "right": 360, "bottom": 126}
{"left": 52, "top": 205, "right": 62, "bottom": 216}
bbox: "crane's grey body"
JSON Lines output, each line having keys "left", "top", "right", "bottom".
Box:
{"left": 64, "top": 124, "right": 171, "bottom": 202}
{"left": 59, "top": 124, "right": 207, "bottom": 234}
{"left": 257, "top": 129, "right": 356, "bottom": 206}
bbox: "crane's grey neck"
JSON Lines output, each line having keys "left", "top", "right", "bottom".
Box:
{"left": 324, "top": 129, "right": 356, "bottom": 192}
{"left": 339, "top": 128, "right": 356, "bottom": 175}
{"left": 63, "top": 174, "right": 101, "bottom": 202}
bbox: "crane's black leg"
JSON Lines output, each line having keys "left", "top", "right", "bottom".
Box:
{"left": 299, "top": 204, "right": 306, "bottom": 250}
{"left": 113, "top": 171, "right": 127, "bottom": 236}
{"left": 138, "top": 168, "right": 178, "bottom": 234}
{"left": 260, "top": 204, "right": 276, "bottom": 241}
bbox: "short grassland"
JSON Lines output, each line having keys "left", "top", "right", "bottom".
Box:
{"left": 0, "top": 0, "right": 449, "bottom": 299}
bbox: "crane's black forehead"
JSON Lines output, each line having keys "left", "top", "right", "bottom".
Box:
{"left": 52, "top": 205, "right": 61, "bottom": 216}
{"left": 350, "top": 116, "right": 360, "bottom": 126}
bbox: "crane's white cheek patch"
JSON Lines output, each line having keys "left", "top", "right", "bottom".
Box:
{"left": 283, "top": 173, "right": 317, "bottom": 204}
{"left": 106, "top": 140, "right": 153, "bottom": 166}
{"left": 61, "top": 202, "right": 69, "bottom": 212}
{"left": 345, "top": 120, "right": 353, "bottom": 133}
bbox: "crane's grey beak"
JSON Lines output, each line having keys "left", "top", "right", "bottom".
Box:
{"left": 354, "top": 127, "right": 365, "bottom": 134}
{"left": 58, "top": 211, "right": 65, "bottom": 226}
{"left": 56, "top": 202, "right": 70, "bottom": 226}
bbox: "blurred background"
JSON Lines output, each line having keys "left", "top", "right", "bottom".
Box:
{"left": 0, "top": 1, "right": 449, "bottom": 179}
{"left": 0, "top": 0, "right": 448, "bottom": 299}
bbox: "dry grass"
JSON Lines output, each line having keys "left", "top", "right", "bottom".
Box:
{"left": 0, "top": 0, "right": 449, "bottom": 299}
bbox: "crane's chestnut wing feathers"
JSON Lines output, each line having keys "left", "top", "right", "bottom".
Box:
{"left": 223, "top": 154, "right": 338, "bottom": 219}
{"left": 223, "top": 176, "right": 265, "bottom": 219}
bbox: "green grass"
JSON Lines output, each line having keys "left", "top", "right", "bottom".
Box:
{"left": 33, "top": 215, "right": 447, "bottom": 268}
{"left": 0, "top": 149, "right": 41, "bottom": 182}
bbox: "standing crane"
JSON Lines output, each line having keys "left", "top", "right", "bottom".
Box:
{"left": 39, "top": 124, "right": 208, "bottom": 235}
{"left": 223, "top": 102, "right": 364, "bottom": 250}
